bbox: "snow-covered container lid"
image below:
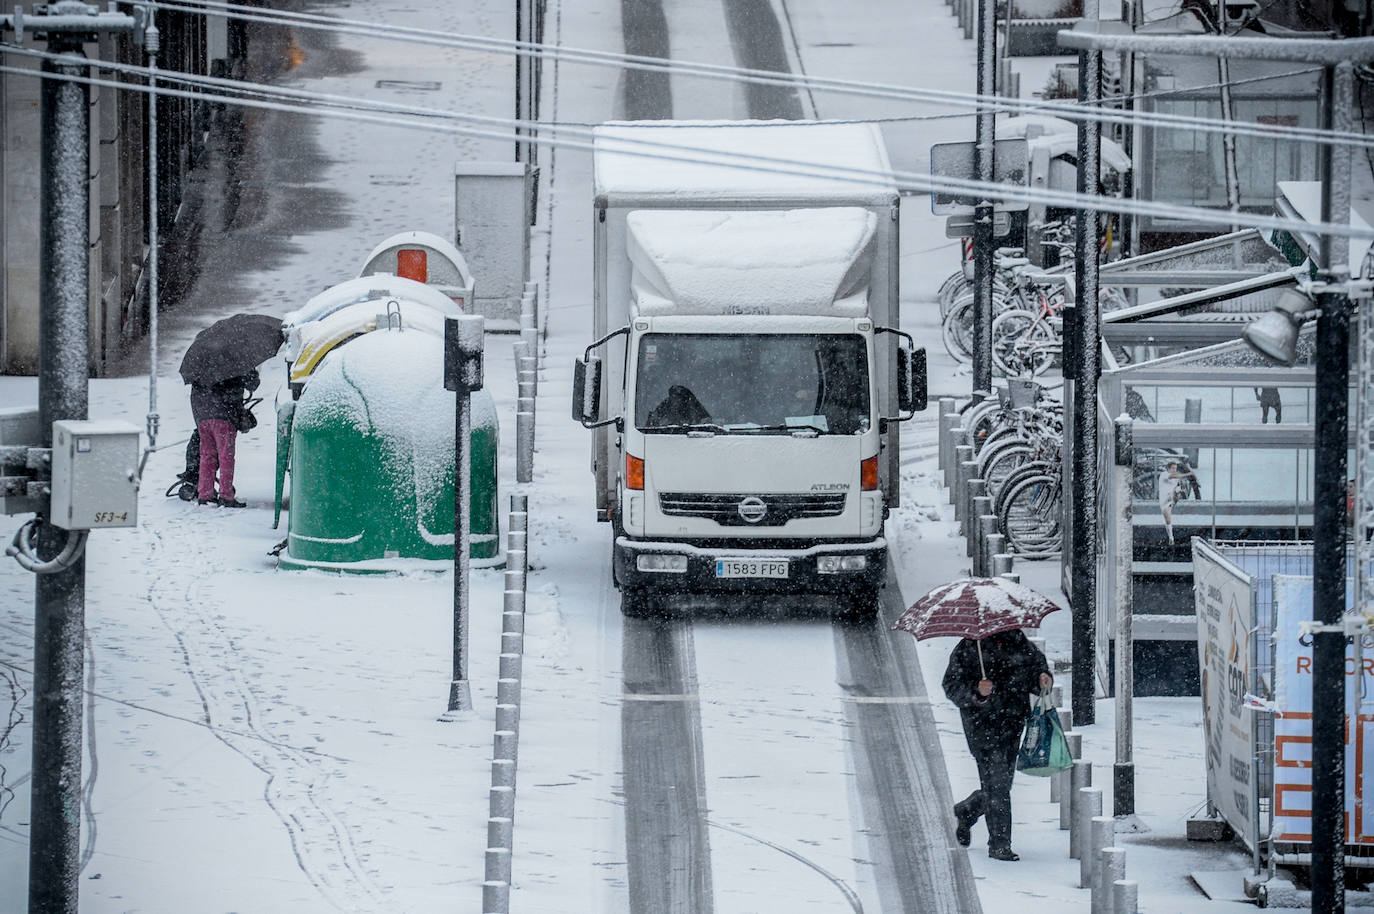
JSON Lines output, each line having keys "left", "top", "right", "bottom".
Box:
{"left": 594, "top": 121, "right": 897, "bottom": 207}
{"left": 626, "top": 208, "right": 877, "bottom": 316}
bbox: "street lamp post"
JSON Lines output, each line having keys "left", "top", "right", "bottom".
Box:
{"left": 444, "top": 315, "right": 485, "bottom": 714}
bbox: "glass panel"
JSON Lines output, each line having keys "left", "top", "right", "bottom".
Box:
{"left": 635, "top": 333, "right": 871, "bottom": 435}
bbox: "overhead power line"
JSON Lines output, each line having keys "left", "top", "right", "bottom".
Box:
{"left": 3, "top": 56, "right": 1369, "bottom": 246}
{"left": 134, "top": 0, "right": 1363, "bottom": 151}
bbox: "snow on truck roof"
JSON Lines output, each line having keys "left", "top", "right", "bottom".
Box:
{"left": 593, "top": 121, "right": 897, "bottom": 205}
{"left": 626, "top": 208, "right": 877, "bottom": 316}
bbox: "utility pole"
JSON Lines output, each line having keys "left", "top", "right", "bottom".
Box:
{"left": 1069, "top": 13, "right": 1103, "bottom": 728}
{"left": 0, "top": 5, "right": 137, "bottom": 912}
{"left": 971, "top": 0, "right": 997, "bottom": 393}
{"left": 1309, "top": 59, "right": 1354, "bottom": 914}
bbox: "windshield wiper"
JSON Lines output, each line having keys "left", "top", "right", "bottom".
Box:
{"left": 729, "top": 423, "right": 827, "bottom": 436}
{"left": 642, "top": 422, "right": 728, "bottom": 435}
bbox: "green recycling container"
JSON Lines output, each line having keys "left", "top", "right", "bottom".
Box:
{"left": 277, "top": 328, "right": 500, "bottom": 573}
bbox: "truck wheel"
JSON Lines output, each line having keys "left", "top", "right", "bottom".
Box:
{"left": 620, "top": 587, "right": 653, "bottom": 617}
{"left": 836, "top": 587, "right": 880, "bottom": 621}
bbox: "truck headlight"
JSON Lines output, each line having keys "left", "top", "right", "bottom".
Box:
{"left": 818, "top": 555, "right": 867, "bottom": 574}
{"left": 637, "top": 554, "right": 687, "bottom": 573}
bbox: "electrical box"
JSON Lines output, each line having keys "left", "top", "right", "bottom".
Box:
{"left": 50, "top": 420, "right": 140, "bottom": 530}
{"left": 0, "top": 406, "right": 42, "bottom": 516}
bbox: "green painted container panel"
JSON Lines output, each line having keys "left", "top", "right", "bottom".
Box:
{"left": 281, "top": 330, "right": 499, "bottom": 569}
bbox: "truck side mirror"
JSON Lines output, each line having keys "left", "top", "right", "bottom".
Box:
{"left": 898, "top": 347, "right": 927, "bottom": 414}
{"left": 572, "top": 356, "right": 602, "bottom": 425}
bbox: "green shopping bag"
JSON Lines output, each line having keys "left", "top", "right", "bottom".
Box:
{"left": 1015, "top": 690, "right": 1073, "bottom": 776}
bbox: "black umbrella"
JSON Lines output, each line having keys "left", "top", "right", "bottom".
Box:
{"left": 179, "top": 313, "right": 284, "bottom": 385}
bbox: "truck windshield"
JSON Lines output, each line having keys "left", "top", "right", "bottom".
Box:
{"left": 635, "top": 333, "right": 871, "bottom": 435}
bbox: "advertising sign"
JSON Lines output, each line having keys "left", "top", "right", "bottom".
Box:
{"left": 1192, "top": 541, "right": 1259, "bottom": 852}
{"left": 1271, "top": 573, "right": 1374, "bottom": 845}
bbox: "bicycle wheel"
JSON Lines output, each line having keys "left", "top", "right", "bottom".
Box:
{"left": 991, "top": 309, "right": 1057, "bottom": 378}
{"left": 937, "top": 271, "right": 971, "bottom": 319}
{"left": 941, "top": 295, "right": 975, "bottom": 363}
{"left": 993, "top": 460, "right": 1056, "bottom": 518}
{"left": 998, "top": 472, "right": 1063, "bottom": 557}
{"left": 981, "top": 443, "right": 1036, "bottom": 497}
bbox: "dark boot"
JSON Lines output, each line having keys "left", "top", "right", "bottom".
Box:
{"left": 988, "top": 846, "right": 1020, "bottom": 862}
{"left": 953, "top": 793, "right": 981, "bottom": 847}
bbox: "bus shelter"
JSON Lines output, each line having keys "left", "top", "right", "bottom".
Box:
{"left": 1081, "top": 330, "right": 1357, "bottom": 696}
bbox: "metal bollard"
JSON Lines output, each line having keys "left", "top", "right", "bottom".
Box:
{"left": 989, "top": 545, "right": 1010, "bottom": 576}
{"left": 1096, "top": 847, "right": 1126, "bottom": 914}
{"left": 1083, "top": 814, "right": 1113, "bottom": 888}
{"left": 499, "top": 651, "right": 523, "bottom": 682}
{"left": 1065, "top": 759, "right": 1091, "bottom": 831}
{"left": 495, "top": 702, "right": 519, "bottom": 735}
{"left": 1112, "top": 879, "right": 1138, "bottom": 914}
{"left": 501, "top": 631, "right": 524, "bottom": 655}
{"left": 955, "top": 459, "right": 975, "bottom": 520}
{"left": 497, "top": 677, "right": 521, "bottom": 707}
{"left": 1054, "top": 731, "right": 1082, "bottom": 805}
{"left": 1052, "top": 685, "right": 1064, "bottom": 707}
{"left": 489, "top": 784, "right": 515, "bottom": 820}
{"left": 952, "top": 445, "right": 973, "bottom": 505}
{"left": 485, "top": 848, "right": 512, "bottom": 891}
{"left": 977, "top": 514, "right": 997, "bottom": 575}
{"left": 963, "top": 479, "right": 986, "bottom": 538}
{"left": 494, "top": 729, "right": 518, "bottom": 766}
{"left": 938, "top": 400, "right": 957, "bottom": 471}
{"left": 1061, "top": 708, "right": 1074, "bottom": 734}
{"left": 519, "top": 354, "right": 538, "bottom": 398}
{"left": 999, "top": 572, "right": 1020, "bottom": 584}
{"left": 492, "top": 757, "right": 517, "bottom": 789}
{"left": 482, "top": 879, "right": 510, "bottom": 914}
{"left": 1072, "top": 785, "right": 1102, "bottom": 860}
{"left": 502, "top": 610, "right": 525, "bottom": 638}
{"left": 487, "top": 815, "right": 513, "bottom": 853}
{"left": 969, "top": 493, "right": 990, "bottom": 554}
{"left": 517, "top": 398, "right": 535, "bottom": 483}
{"left": 508, "top": 548, "right": 527, "bottom": 588}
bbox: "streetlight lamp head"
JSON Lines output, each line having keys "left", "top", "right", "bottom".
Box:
{"left": 1242, "top": 287, "right": 1316, "bottom": 367}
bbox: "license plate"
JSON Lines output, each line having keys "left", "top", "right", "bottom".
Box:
{"left": 715, "top": 559, "right": 789, "bottom": 579}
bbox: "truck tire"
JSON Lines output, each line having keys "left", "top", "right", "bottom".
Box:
{"left": 620, "top": 586, "right": 652, "bottom": 617}
{"left": 836, "top": 587, "right": 880, "bottom": 621}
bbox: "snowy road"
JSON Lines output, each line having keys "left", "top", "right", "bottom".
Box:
{"left": 614, "top": 587, "right": 978, "bottom": 913}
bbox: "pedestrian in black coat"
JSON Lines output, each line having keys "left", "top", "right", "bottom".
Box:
{"left": 942, "top": 628, "right": 1052, "bottom": 861}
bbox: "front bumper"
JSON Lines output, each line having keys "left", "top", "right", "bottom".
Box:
{"left": 613, "top": 536, "right": 886, "bottom": 595}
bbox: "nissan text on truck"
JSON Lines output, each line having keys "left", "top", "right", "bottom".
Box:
{"left": 572, "top": 121, "right": 927, "bottom": 617}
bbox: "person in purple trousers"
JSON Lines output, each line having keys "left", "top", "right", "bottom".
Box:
{"left": 190, "top": 369, "right": 259, "bottom": 508}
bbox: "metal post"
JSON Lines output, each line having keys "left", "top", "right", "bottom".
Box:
{"left": 145, "top": 16, "right": 161, "bottom": 445}
{"left": 1312, "top": 285, "right": 1352, "bottom": 912}
{"left": 971, "top": 0, "right": 997, "bottom": 393}
{"left": 1070, "top": 32, "right": 1103, "bottom": 728}
{"left": 1113, "top": 417, "right": 1134, "bottom": 816}
{"left": 30, "top": 34, "right": 91, "bottom": 914}
{"left": 1073, "top": 784, "right": 1102, "bottom": 861}
{"left": 1311, "top": 61, "right": 1355, "bottom": 914}
{"left": 444, "top": 315, "right": 485, "bottom": 713}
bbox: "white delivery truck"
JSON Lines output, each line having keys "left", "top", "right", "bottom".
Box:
{"left": 572, "top": 121, "right": 927, "bottom": 616}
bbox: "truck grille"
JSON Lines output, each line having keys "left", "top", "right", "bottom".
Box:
{"left": 658, "top": 492, "right": 847, "bottom": 526}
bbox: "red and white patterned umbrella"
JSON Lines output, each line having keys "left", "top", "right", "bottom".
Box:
{"left": 892, "top": 576, "right": 1062, "bottom": 641}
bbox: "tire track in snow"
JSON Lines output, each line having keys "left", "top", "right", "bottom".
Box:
{"left": 143, "top": 515, "right": 386, "bottom": 912}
